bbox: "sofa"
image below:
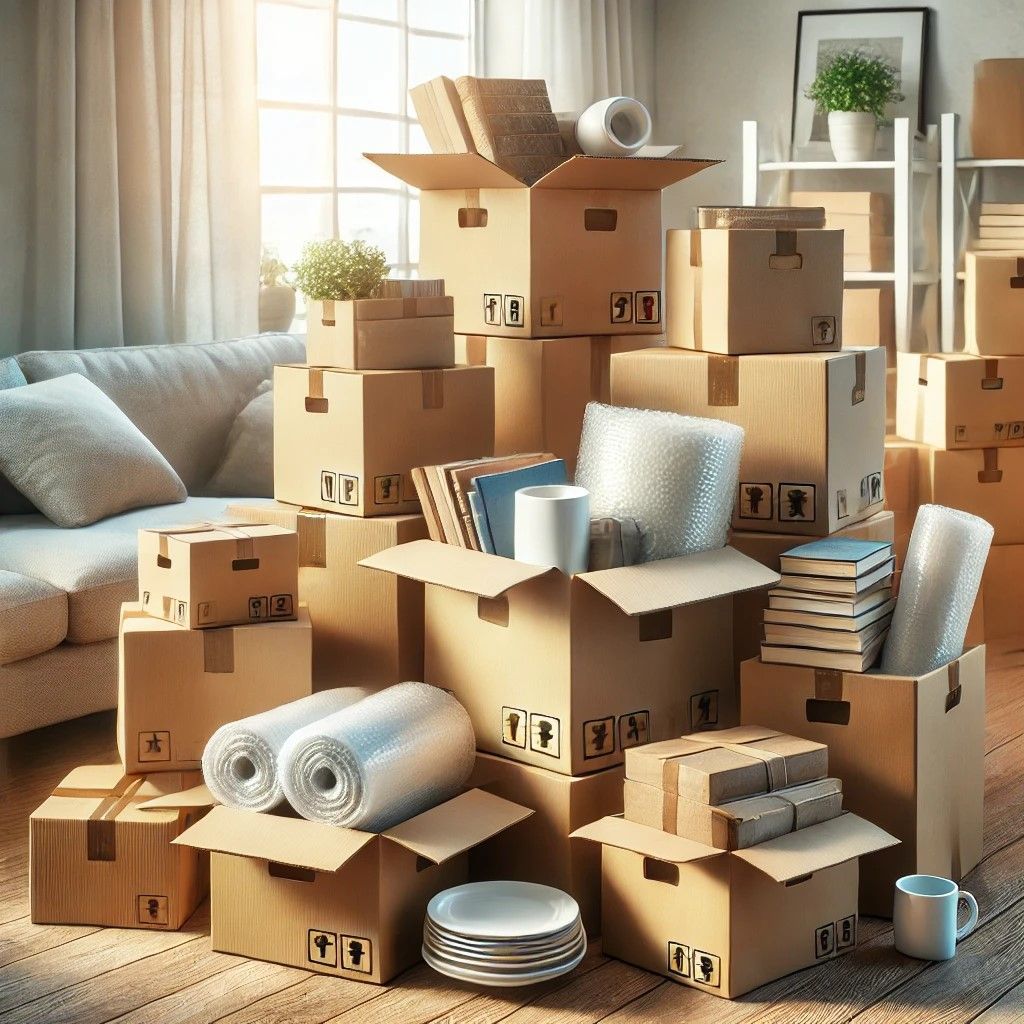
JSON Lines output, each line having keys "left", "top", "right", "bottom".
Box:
{"left": 0, "top": 333, "right": 305, "bottom": 738}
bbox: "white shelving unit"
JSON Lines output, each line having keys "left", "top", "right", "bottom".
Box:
{"left": 742, "top": 117, "right": 939, "bottom": 353}
{"left": 940, "top": 111, "right": 1024, "bottom": 352}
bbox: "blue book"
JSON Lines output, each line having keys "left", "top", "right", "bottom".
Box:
{"left": 779, "top": 537, "right": 893, "bottom": 578}
{"left": 471, "top": 459, "right": 568, "bottom": 559}
{"left": 467, "top": 489, "right": 496, "bottom": 554}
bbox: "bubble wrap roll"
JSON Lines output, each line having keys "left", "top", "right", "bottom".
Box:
{"left": 279, "top": 681, "right": 476, "bottom": 831}
{"left": 881, "top": 504, "right": 993, "bottom": 677}
{"left": 574, "top": 402, "right": 744, "bottom": 562}
{"left": 202, "top": 688, "right": 371, "bottom": 812}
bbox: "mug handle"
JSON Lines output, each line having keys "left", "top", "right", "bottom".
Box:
{"left": 956, "top": 891, "right": 980, "bottom": 941}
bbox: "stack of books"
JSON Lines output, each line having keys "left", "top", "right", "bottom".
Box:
{"left": 970, "top": 203, "right": 1024, "bottom": 251}
{"left": 760, "top": 538, "right": 896, "bottom": 671}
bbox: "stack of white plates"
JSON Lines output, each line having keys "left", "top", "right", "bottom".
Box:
{"left": 422, "top": 881, "right": 586, "bottom": 987}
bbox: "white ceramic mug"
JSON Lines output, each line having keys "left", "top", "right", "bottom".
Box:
{"left": 893, "top": 874, "right": 979, "bottom": 961}
{"left": 574, "top": 96, "right": 652, "bottom": 156}
{"left": 514, "top": 485, "right": 590, "bottom": 575}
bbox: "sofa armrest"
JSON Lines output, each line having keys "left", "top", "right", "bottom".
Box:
{"left": 0, "top": 570, "right": 68, "bottom": 665}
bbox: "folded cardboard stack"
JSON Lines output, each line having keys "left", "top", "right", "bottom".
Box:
{"left": 967, "top": 203, "right": 1024, "bottom": 251}
{"left": 31, "top": 523, "right": 312, "bottom": 929}
{"left": 573, "top": 725, "right": 897, "bottom": 998}
{"left": 790, "top": 191, "right": 892, "bottom": 272}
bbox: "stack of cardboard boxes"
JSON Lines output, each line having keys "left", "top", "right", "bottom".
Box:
{"left": 31, "top": 524, "right": 312, "bottom": 930}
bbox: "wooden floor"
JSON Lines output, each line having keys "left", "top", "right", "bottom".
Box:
{"left": 4, "top": 644, "right": 1024, "bottom": 1023}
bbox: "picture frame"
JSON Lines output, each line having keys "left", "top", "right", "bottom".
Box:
{"left": 791, "top": 7, "right": 929, "bottom": 159}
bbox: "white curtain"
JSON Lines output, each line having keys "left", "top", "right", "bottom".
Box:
{"left": 479, "top": 0, "right": 655, "bottom": 115}
{"left": 0, "top": 0, "right": 259, "bottom": 356}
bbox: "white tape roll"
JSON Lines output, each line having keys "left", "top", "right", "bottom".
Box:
{"left": 574, "top": 96, "right": 653, "bottom": 156}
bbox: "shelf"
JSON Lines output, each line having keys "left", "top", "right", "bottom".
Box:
{"left": 759, "top": 159, "right": 936, "bottom": 174}
{"left": 957, "top": 158, "right": 1024, "bottom": 169}
{"left": 843, "top": 271, "right": 939, "bottom": 285}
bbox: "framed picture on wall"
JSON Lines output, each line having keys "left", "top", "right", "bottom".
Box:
{"left": 792, "top": 7, "right": 929, "bottom": 159}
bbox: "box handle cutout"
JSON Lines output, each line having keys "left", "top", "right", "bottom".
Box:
{"left": 231, "top": 558, "right": 260, "bottom": 571}
{"left": 978, "top": 448, "right": 1002, "bottom": 484}
{"left": 268, "top": 862, "right": 316, "bottom": 883}
{"left": 806, "top": 698, "right": 851, "bottom": 725}
{"left": 768, "top": 230, "right": 803, "bottom": 270}
{"left": 643, "top": 858, "right": 679, "bottom": 886}
{"left": 638, "top": 610, "right": 673, "bottom": 642}
{"left": 945, "top": 687, "right": 962, "bottom": 713}
{"left": 156, "top": 554, "right": 172, "bottom": 569}
{"left": 477, "top": 595, "right": 509, "bottom": 627}
{"left": 305, "top": 397, "right": 329, "bottom": 414}
{"left": 415, "top": 856, "right": 434, "bottom": 873}
{"left": 584, "top": 208, "right": 617, "bottom": 231}
{"left": 784, "top": 873, "right": 813, "bottom": 887}
{"left": 918, "top": 378, "right": 928, "bottom": 387}
{"left": 458, "top": 208, "right": 488, "bottom": 228}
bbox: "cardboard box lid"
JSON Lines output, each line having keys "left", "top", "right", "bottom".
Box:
{"left": 365, "top": 152, "right": 719, "bottom": 192}
{"left": 571, "top": 814, "right": 723, "bottom": 865}
{"left": 731, "top": 812, "right": 899, "bottom": 883}
{"left": 139, "top": 522, "right": 292, "bottom": 544}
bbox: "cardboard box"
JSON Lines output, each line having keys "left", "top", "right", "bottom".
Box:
{"left": 844, "top": 238, "right": 892, "bottom": 273}
{"left": 972, "top": 59, "right": 1024, "bottom": 159}
{"left": 666, "top": 228, "right": 844, "bottom": 354}
{"left": 360, "top": 540, "right": 779, "bottom": 776}
{"left": 897, "top": 352, "right": 1024, "bottom": 449}
{"left": 843, "top": 286, "right": 895, "bottom": 359}
{"left": 174, "top": 790, "right": 530, "bottom": 984}
{"left": 273, "top": 363, "right": 495, "bottom": 517}
{"left": 982, "top": 544, "right": 1024, "bottom": 640}
{"left": 117, "top": 604, "right": 313, "bottom": 773}
{"left": 468, "top": 752, "right": 624, "bottom": 935}
{"left": 790, "top": 190, "right": 888, "bottom": 222}
{"left": 882, "top": 437, "right": 922, "bottom": 565}
{"left": 729, "top": 511, "right": 895, "bottom": 674}
{"left": 623, "top": 776, "right": 843, "bottom": 849}
{"left": 740, "top": 646, "right": 985, "bottom": 916}
{"left": 306, "top": 296, "right": 455, "bottom": 371}
{"left": 138, "top": 523, "right": 299, "bottom": 629}
{"left": 227, "top": 500, "right": 427, "bottom": 688}
{"left": 886, "top": 366, "right": 896, "bottom": 435}
{"left": 610, "top": 347, "right": 887, "bottom": 535}
{"left": 366, "top": 152, "right": 716, "bottom": 338}
{"left": 965, "top": 251, "right": 1024, "bottom": 355}
{"left": 30, "top": 764, "right": 213, "bottom": 929}
{"left": 573, "top": 812, "right": 897, "bottom": 998}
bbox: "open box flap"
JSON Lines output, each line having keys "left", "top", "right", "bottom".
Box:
{"left": 141, "top": 522, "right": 286, "bottom": 544}
{"left": 51, "top": 763, "right": 131, "bottom": 796}
{"left": 383, "top": 789, "right": 532, "bottom": 864}
{"left": 364, "top": 152, "right": 526, "bottom": 190}
{"left": 173, "top": 805, "right": 377, "bottom": 872}
{"left": 732, "top": 812, "right": 899, "bottom": 883}
{"left": 138, "top": 783, "right": 216, "bottom": 812}
{"left": 360, "top": 539, "right": 558, "bottom": 599}
{"left": 532, "top": 154, "right": 720, "bottom": 191}
{"left": 625, "top": 727, "right": 788, "bottom": 768}
{"left": 571, "top": 815, "right": 723, "bottom": 865}
{"left": 576, "top": 546, "right": 780, "bottom": 616}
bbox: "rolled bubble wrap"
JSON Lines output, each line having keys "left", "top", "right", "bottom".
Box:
{"left": 881, "top": 504, "right": 993, "bottom": 677}
{"left": 279, "top": 681, "right": 476, "bottom": 831}
{"left": 574, "top": 402, "right": 744, "bottom": 562}
{"left": 202, "top": 688, "right": 371, "bottom": 812}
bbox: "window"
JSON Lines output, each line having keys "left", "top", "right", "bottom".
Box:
{"left": 256, "top": 0, "right": 475, "bottom": 327}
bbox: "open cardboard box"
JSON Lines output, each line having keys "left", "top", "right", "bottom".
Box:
{"left": 30, "top": 765, "right": 214, "bottom": 929}
{"left": 741, "top": 646, "right": 985, "bottom": 916}
{"left": 117, "top": 603, "right": 313, "bottom": 773}
{"left": 175, "top": 789, "right": 531, "bottom": 984}
{"left": 138, "top": 522, "right": 299, "bottom": 629}
{"left": 227, "top": 500, "right": 427, "bottom": 688}
{"left": 366, "top": 152, "right": 718, "bottom": 338}
{"left": 573, "top": 811, "right": 897, "bottom": 998}
{"left": 361, "top": 540, "right": 779, "bottom": 776}
{"left": 610, "top": 347, "right": 887, "bottom": 536}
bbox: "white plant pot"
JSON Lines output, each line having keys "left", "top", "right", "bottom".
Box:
{"left": 259, "top": 285, "right": 296, "bottom": 332}
{"left": 827, "top": 111, "right": 878, "bottom": 162}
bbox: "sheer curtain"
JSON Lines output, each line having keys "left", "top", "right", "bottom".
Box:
{"left": 0, "top": 0, "right": 260, "bottom": 357}
{"left": 478, "top": 0, "right": 655, "bottom": 115}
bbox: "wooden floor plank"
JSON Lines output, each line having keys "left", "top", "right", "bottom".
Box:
{"left": 0, "top": 916, "right": 100, "bottom": 969}
{"left": 971, "top": 976, "right": 1024, "bottom": 1022}
{"left": 214, "top": 971, "right": 386, "bottom": 1024}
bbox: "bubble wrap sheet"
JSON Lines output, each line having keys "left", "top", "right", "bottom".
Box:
{"left": 574, "top": 402, "right": 744, "bottom": 562}
{"left": 279, "top": 682, "right": 476, "bottom": 831}
{"left": 202, "top": 688, "right": 370, "bottom": 812}
{"left": 881, "top": 504, "right": 993, "bottom": 677}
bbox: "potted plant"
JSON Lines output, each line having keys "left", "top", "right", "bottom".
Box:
{"left": 258, "top": 247, "right": 296, "bottom": 332}
{"left": 805, "top": 49, "right": 904, "bottom": 162}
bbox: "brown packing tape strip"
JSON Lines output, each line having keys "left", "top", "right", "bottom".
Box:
{"left": 156, "top": 521, "right": 256, "bottom": 558}
{"left": 1011, "top": 257, "right": 1024, "bottom": 288}
{"left": 591, "top": 337, "right": 610, "bottom": 399}
{"left": 978, "top": 447, "right": 1003, "bottom": 484}
{"left": 662, "top": 789, "right": 677, "bottom": 832}
{"left": 775, "top": 230, "right": 797, "bottom": 257}
{"left": 815, "top": 668, "right": 845, "bottom": 701}
{"left": 946, "top": 659, "right": 963, "bottom": 711}
{"left": 690, "top": 232, "right": 703, "bottom": 351}
{"left": 852, "top": 350, "right": 866, "bottom": 406}
{"left": 307, "top": 368, "right": 324, "bottom": 400}
{"left": 916, "top": 353, "right": 930, "bottom": 386}
{"left": 85, "top": 777, "right": 146, "bottom": 862}
{"left": 203, "top": 629, "right": 235, "bottom": 673}
{"left": 322, "top": 298, "right": 336, "bottom": 327}
{"left": 660, "top": 739, "right": 790, "bottom": 795}
{"left": 706, "top": 355, "right": 739, "bottom": 407}
{"left": 464, "top": 188, "right": 481, "bottom": 210}
{"left": 982, "top": 358, "right": 1002, "bottom": 389}
{"left": 297, "top": 512, "right": 327, "bottom": 568}
{"left": 422, "top": 369, "right": 445, "bottom": 410}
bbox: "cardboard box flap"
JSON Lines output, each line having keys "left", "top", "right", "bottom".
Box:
{"left": 731, "top": 812, "right": 899, "bottom": 883}
{"left": 532, "top": 154, "right": 720, "bottom": 191}
{"left": 137, "top": 784, "right": 217, "bottom": 812}
{"left": 383, "top": 789, "right": 532, "bottom": 864}
{"left": 576, "top": 546, "right": 780, "bottom": 615}
{"left": 140, "top": 521, "right": 282, "bottom": 541}
{"left": 173, "top": 805, "right": 376, "bottom": 872}
{"left": 52, "top": 763, "right": 130, "bottom": 795}
{"left": 359, "top": 539, "right": 558, "bottom": 598}
{"left": 571, "top": 815, "right": 722, "bottom": 865}
{"left": 364, "top": 152, "right": 526, "bottom": 190}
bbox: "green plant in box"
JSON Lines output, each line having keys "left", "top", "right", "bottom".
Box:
{"left": 292, "top": 239, "right": 389, "bottom": 301}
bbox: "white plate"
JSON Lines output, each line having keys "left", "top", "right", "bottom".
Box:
{"left": 424, "top": 930, "right": 586, "bottom": 971}
{"left": 422, "top": 939, "right": 586, "bottom": 988}
{"left": 424, "top": 917, "right": 583, "bottom": 955}
{"left": 426, "top": 881, "right": 580, "bottom": 941}
{"left": 424, "top": 928, "right": 584, "bottom": 963}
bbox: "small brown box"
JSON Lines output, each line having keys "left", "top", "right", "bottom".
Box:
{"left": 972, "top": 59, "right": 1024, "bottom": 159}
{"left": 965, "top": 252, "right": 1024, "bottom": 355}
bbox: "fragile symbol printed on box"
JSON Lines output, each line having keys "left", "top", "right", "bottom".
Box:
{"left": 667, "top": 941, "right": 691, "bottom": 979}
{"left": 618, "top": 710, "right": 650, "bottom": 750}
{"left": 501, "top": 706, "right": 528, "bottom": 749}
{"left": 690, "top": 690, "right": 719, "bottom": 731}
{"left": 583, "top": 717, "right": 615, "bottom": 759}
{"left": 737, "top": 482, "right": 773, "bottom": 520}
{"left": 320, "top": 471, "right": 359, "bottom": 507}
{"left": 859, "top": 472, "right": 883, "bottom": 510}
{"left": 837, "top": 489, "right": 849, "bottom": 519}
{"left": 837, "top": 914, "right": 856, "bottom": 950}
{"left": 174, "top": 600, "right": 189, "bottom": 625}
{"left": 308, "top": 929, "right": 338, "bottom": 967}
{"left": 1010, "top": 422, "right": 1024, "bottom": 440}
{"left": 811, "top": 315, "right": 837, "bottom": 346}
{"left": 779, "top": 483, "right": 815, "bottom": 522}
{"left": 374, "top": 474, "right": 402, "bottom": 505}
{"left": 138, "top": 731, "right": 171, "bottom": 763}
{"left": 692, "top": 949, "right": 721, "bottom": 988}
{"left": 635, "top": 290, "right": 661, "bottom": 324}
{"left": 137, "top": 894, "right": 169, "bottom": 925}
{"left": 539, "top": 296, "right": 563, "bottom": 326}
{"left": 610, "top": 291, "right": 633, "bottom": 324}
{"left": 815, "top": 921, "right": 836, "bottom": 958}
{"left": 955, "top": 425, "right": 968, "bottom": 443}
{"left": 248, "top": 596, "right": 269, "bottom": 620}
{"left": 270, "top": 594, "right": 294, "bottom": 618}
{"left": 530, "top": 713, "right": 561, "bottom": 758}
{"left": 197, "top": 601, "right": 214, "bottom": 624}
{"left": 483, "top": 293, "right": 502, "bottom": 326}
{"left": 341, "top": 935, "right": 373, "bottom": 974}
{"left": 504, "top": 295, "right": 525, "bottom": 328}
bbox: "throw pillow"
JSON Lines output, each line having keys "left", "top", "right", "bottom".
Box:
{"left": 0, "top": 373, "right": 187, "bottom": 528}
{"left": 0, "top": 357, "right": 35, "bottom": 515}
{"left": 204, "top": 379, "right": 274, "bottom": 497}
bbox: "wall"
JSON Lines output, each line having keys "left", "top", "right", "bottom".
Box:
{"left": 654, "top": 0, "right": 1024, "bottom": 228}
